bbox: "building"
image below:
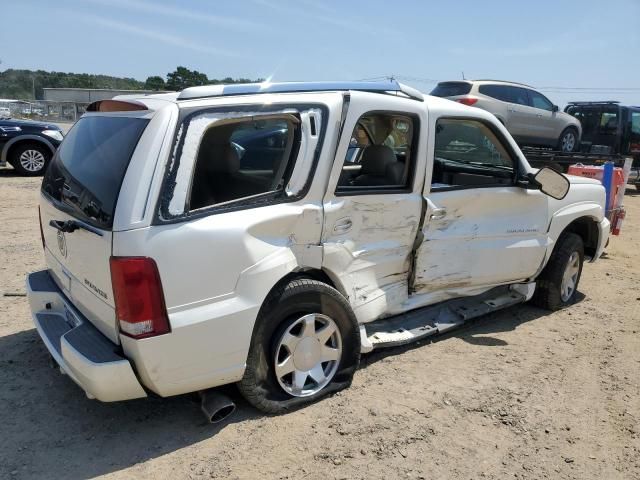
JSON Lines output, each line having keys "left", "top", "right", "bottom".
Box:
{"left": 43, "top": 88, "right": 168, "bottom": 103}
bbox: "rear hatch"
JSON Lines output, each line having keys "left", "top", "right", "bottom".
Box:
{"left": 40, "top": 114, "right": 150, "bottom": 344}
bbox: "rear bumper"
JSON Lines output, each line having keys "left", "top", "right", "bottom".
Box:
{"left": 26, "top": 269, "right": 147, "bottom": 402}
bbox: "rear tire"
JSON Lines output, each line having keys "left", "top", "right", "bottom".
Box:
{"left": 558, "top": 127, "right": 579, "bottom": 153}
{"left": 238, "top": 278, "right": 360, "bottom": 414}
{"left": 9, "top": 142, "right": 51, "bottom": 176}
{"left": 532, "top": 233, "right": 584, "bottom": 310}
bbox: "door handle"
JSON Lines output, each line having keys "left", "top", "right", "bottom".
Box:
{"left": 430, "top": 208, "right": 447, "bottom": 221}
{"left": 536, "top": 113, "right": 543, "bottom": 117}
{"left": 333, "top": 218, "right": 353, "bottom": 233}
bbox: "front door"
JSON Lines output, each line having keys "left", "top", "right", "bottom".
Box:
{"left": 321, "top": 92, "right": 427, "bottom": 323}
{"left": 413, "top": 117, "right": 549, "bottom": 298}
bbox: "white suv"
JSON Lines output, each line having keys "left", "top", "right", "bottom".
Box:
{"left": 27, "top": 81, "right": 609, "bottom": 418}
{"left": 431, "top": 80, "right": 582, "bottom": 152}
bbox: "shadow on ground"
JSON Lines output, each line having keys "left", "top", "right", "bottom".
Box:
{"left": 0, "top": 290, "right": 582, "bottom": 479}
{"left": 0, "top": 327, "right": 260, "bottom": 479}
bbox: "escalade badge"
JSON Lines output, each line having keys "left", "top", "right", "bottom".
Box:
{"left": 57, "top": 230, "right": 67, "bottom": 257}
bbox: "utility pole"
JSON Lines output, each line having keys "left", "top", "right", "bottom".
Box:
{"left": 32, "top": 76, "right": 36, "bottom": 100}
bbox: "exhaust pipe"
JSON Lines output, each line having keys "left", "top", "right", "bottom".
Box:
{"left": 199, "top": 390, "right": 236, "bottom": 424}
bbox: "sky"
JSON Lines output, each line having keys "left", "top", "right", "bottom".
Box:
{"left": 2, "top": 0, "right": 640, "bottom": 106}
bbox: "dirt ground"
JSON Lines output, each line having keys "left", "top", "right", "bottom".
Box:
{"left": 0, "top": 166, "right": 638, "bottom": 480}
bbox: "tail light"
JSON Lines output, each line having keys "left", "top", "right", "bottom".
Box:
{"left": 38, "top": 207, "right": 45, "bottom": 249}
{"left": 110, "top": 257, "right": 171, "bottom": 339}
{"left": 457, "top": 97, "right": 478, "bottom": 106}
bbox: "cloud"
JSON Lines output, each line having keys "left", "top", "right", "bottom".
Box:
{"left": 79, "top": 15, "right": 238, "bottom": 57}
{"left": 87, "top": 0, "right": 264, "bottom": 31}
{"left": 249, "top": 0, "right": 400, "bottom": 36}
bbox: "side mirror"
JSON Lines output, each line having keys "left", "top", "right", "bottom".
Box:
{"left": 552, "top": 105, "right": 559, "bottom": 112}
{"left": 532, "top": 167, "right": 570, "bottom": 200}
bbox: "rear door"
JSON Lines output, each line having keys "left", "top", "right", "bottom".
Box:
{"left": 40, "top": 114, "right": 150, "bottom": 343}
{"left": 321, "top": 91, "right": 427, "bottom": 323}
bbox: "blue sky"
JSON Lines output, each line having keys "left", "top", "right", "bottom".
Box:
{"left": 3, "top": 0, "right": 640, "bottom": 106}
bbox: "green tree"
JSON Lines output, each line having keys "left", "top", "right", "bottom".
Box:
{"left": 165, "top": 66, "right": 209, "bottom": 91}
{"left": 145, "top": 75, "right": 166, "bottom": 91}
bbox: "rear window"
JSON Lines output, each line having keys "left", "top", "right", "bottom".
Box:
{"left": 42, "top": 116, "right": 149, "bottom": 229}
{"left": 430, "top": 82, "right": 472, "bottom": 97}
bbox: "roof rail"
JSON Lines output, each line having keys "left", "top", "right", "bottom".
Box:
{"left": 177, "top": 80, "right": 424, "bottom": 102}
{"left": 567, "top": 101, "right": 620, "bottom": 105}
{"left": 472, "top": 79, "right": 535, "bottom": 88}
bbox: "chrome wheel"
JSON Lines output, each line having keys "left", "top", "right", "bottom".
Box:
{"left": 19, "top": 149, "right": 46, "bottom": 172}
{"left": 274, "top": 313, "right": 342, "bottom": 397}
{"left": 561, "top": 131, "right": 576, "bottom": 152}
{"left": 560, "top": 251, "right": 580, "bottom": 302}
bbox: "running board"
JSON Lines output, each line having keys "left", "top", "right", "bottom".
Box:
{"left": 362, "top": 285, "right": 529, "bottom": 351}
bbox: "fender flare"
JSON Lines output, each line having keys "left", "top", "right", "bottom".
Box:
{"left": 1, "top": 135, "right": 56, "bottom": 164}
{"left": 536, "top": 203, "right": 604, "bottom": 275}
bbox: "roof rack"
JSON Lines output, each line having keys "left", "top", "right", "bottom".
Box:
{"left": 472, "top": 79, "right": 534, "bottom": 88}
{"left": 567, "top": 101, "right": 620, "bottom": 105}
{"left": 177, "top": 80, "right": 424, "bottom": 102}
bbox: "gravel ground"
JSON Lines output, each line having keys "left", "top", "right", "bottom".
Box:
{"left": 0, "top": 167, "right": 638, "bottom": 480}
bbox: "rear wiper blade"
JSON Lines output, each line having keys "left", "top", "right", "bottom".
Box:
{"left": 49, "top": 219, "right": 103, "bottom": 237}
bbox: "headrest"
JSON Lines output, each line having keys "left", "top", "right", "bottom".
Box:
{"left": 210, "top": 144, "right": 240, "bottom": 174}
{"left": 360, "top": 145, "right": 396, "bottom": 176}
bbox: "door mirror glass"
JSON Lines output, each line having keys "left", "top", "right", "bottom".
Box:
{"left": 552, "top": 105, "right": 559, "bottom": 112}
{"left": 533, "top": 167, "right": 570, "bottom": 200}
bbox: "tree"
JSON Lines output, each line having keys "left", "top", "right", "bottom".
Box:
{"left": 165, "top": 66, "right": 209, "bottom": 91}
{"left": 144, "top": 76, "right": 166, "bottom": 91}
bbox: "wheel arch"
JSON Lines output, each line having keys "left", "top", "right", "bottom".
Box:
{"left": 2, "top": 136, "right": 56, "bottom": 164}
{"left": 549, "top": 213, "right": 601, "bottom": 260}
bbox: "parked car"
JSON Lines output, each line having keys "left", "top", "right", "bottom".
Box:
{"left": 0, "top": 118, "right": 64, "bottom": 175}
{"left": 564, "top": 101, "right": 640, "bottom": 158}
{"left": 27, "top": 81, "right": 608, "bottom": 420}
{"left": 0, "top": 107, "right": 11, "bottom": 119}
{"left": 430, "top": 80, "right": 582, "bottom": 152}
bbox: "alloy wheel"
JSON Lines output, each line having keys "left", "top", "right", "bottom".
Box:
{"left": 273, "top": 313, "right": 342, "bottom": 397}
{"left": 560, "top": 251, "right": 580, "bottom": 301}
{"left": 561, "top": 132, "right": 576, "bottom": 152}
{"left": 19, "top": 149, "right": 46, "bottom": 172}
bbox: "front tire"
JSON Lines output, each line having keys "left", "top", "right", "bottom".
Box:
{"left": 558, "top": 127, "right": 579, "bottom": 153}
{"left": 238, "top": 278, "right": 360, "bottom": 414}
{"left": 9, "top": 143, "right": 51, "bottom": 176}
{"left": 532, "top": 233, "right": 584, "bottom": 310}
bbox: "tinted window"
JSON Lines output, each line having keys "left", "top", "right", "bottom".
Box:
{"left": 529, "top": 90, "right": 553, "bottom": 111}
{"left": 189, "top": 117, "right": 299, "bottom": 210}
{"left": 631, "top": 112, "right": 640, "bottom": 135}
{"left": 509, "top": 87, "right": 530, "bottom": 106}
{"left": 432, "top": 118, "right": 514, "bottom": 189}
{"left": 478, "top": 84, "right": 511, "bottom": 102}
{"left": 337, "top": 113, "right": 415, "bottom": 192}
{"left": 42, "top": 116, "right": 149, "bottom": 229}
{"left": 431, "top": 82, "right": 472, "bottom": 97}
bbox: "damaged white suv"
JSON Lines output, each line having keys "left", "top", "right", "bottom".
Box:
{"left": 28, "top": 81, "right": 609, "bottom": 416}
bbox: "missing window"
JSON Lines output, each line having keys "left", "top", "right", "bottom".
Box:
{"left": 188, "top": 115, "right": 300, "bottom": 211}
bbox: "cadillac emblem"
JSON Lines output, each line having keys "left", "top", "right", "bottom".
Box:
{"left": 57, "top": 230, "right": 67, "bottom": 257}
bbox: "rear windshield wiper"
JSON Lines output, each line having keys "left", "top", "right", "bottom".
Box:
{"left": 49, "top": 219, "right": 103, "bottom": 237}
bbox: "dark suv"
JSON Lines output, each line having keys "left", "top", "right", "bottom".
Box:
{"left": 0, "top": 118, "right": 64, "bottom": 175}
{"left": 564, "top": 102, "right": 640, "bottom": 161}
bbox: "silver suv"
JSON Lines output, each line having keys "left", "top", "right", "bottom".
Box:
{"left": 431, "top": 80, "right": 582, "bottom": 152}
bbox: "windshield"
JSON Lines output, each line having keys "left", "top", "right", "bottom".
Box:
{"left": 41, "top": 116, "right": 149, "bottom": 229}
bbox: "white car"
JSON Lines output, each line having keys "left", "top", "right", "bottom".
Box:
{"left": 0, "top": 107, "right": 11, "bottom": 119}
{"left": 27, "top": 81, "right": 609, "bottom": 420}
{"left": 430, "top": 80, "right": 583, "bottom": 152}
